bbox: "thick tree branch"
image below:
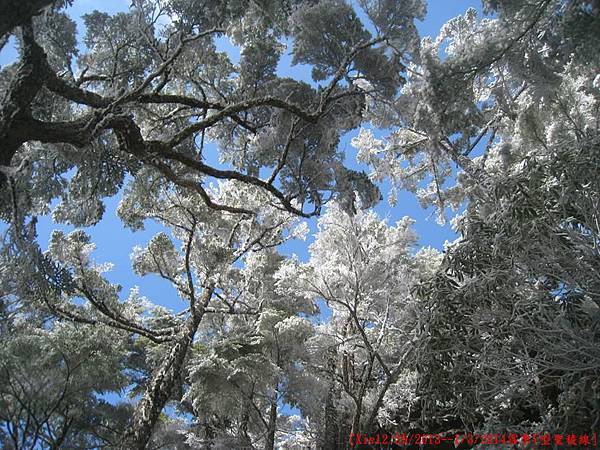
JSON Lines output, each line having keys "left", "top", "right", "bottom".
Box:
{"left": 0, "top": 23, "right": 47, "bottom": 176}
{"left": 120, "top": 286, "right": 214, "bottom": 450}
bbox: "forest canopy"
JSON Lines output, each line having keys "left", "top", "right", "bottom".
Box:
{"left": 0, "top": 0, "right": 599, "bottom": 449}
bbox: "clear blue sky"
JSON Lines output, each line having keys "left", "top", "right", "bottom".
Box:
{"left": 0, "top": 1, "right": 481, "bottom": 314}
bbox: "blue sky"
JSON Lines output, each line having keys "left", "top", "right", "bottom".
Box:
{"left": 0, "top": 1, "right": 480, "bottom": 314}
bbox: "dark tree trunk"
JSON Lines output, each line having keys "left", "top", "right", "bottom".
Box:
{"left": 120, "top": 289, "right": 212, "bottom": 450}
{"left": 263, "top": 395, "right": 278, "bottom": 450}
{"left": 321, "top": 382, "right": 341, "bottom": 450}
{"left": 0, "top": 0, "right": 55, "bottom": 41}
{"left": 0, "top": 23, "right": 46, "bottom": 184}
{"left": 350, "top": 401, "right": 362, "bottom": 441}
{"left": 239, "top": 399, "right": 253, "bottom": 449}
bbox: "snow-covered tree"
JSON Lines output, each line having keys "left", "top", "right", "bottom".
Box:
{"left": 0, "top": 0, "right": 424, "bottom": 447}
{"left": 2, "top": 0, "right": 599, "bottom": 448}
{"left": 276, "top": 202, "right": 442, "bottom": 447}
{"left": 352, "top": 0, "right": 600, "bottom": 441}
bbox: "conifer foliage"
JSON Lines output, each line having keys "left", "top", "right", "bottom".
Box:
{"left": 1, "top": 0, "right": 598, "bottom": 448}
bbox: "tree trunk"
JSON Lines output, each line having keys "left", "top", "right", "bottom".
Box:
{"left": 350, "top": 400, "right": 362, "bottom": 439}
{"left": 0, "top": 0, "right": 55, "bottom": 40}
{"left": 263, "top": 395, "right": 278, "bottom": 450}
{"left": 120, "top": 289, "right": 212, "bottom": 450}
{"left": 239, "top": 398, "right": 253, "bottom": 449}
{"left": 0, "top": 22, "right": 45, "bottom": 185}
{"left": 321, "top": 382, "right": 340, "bottom": 449}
